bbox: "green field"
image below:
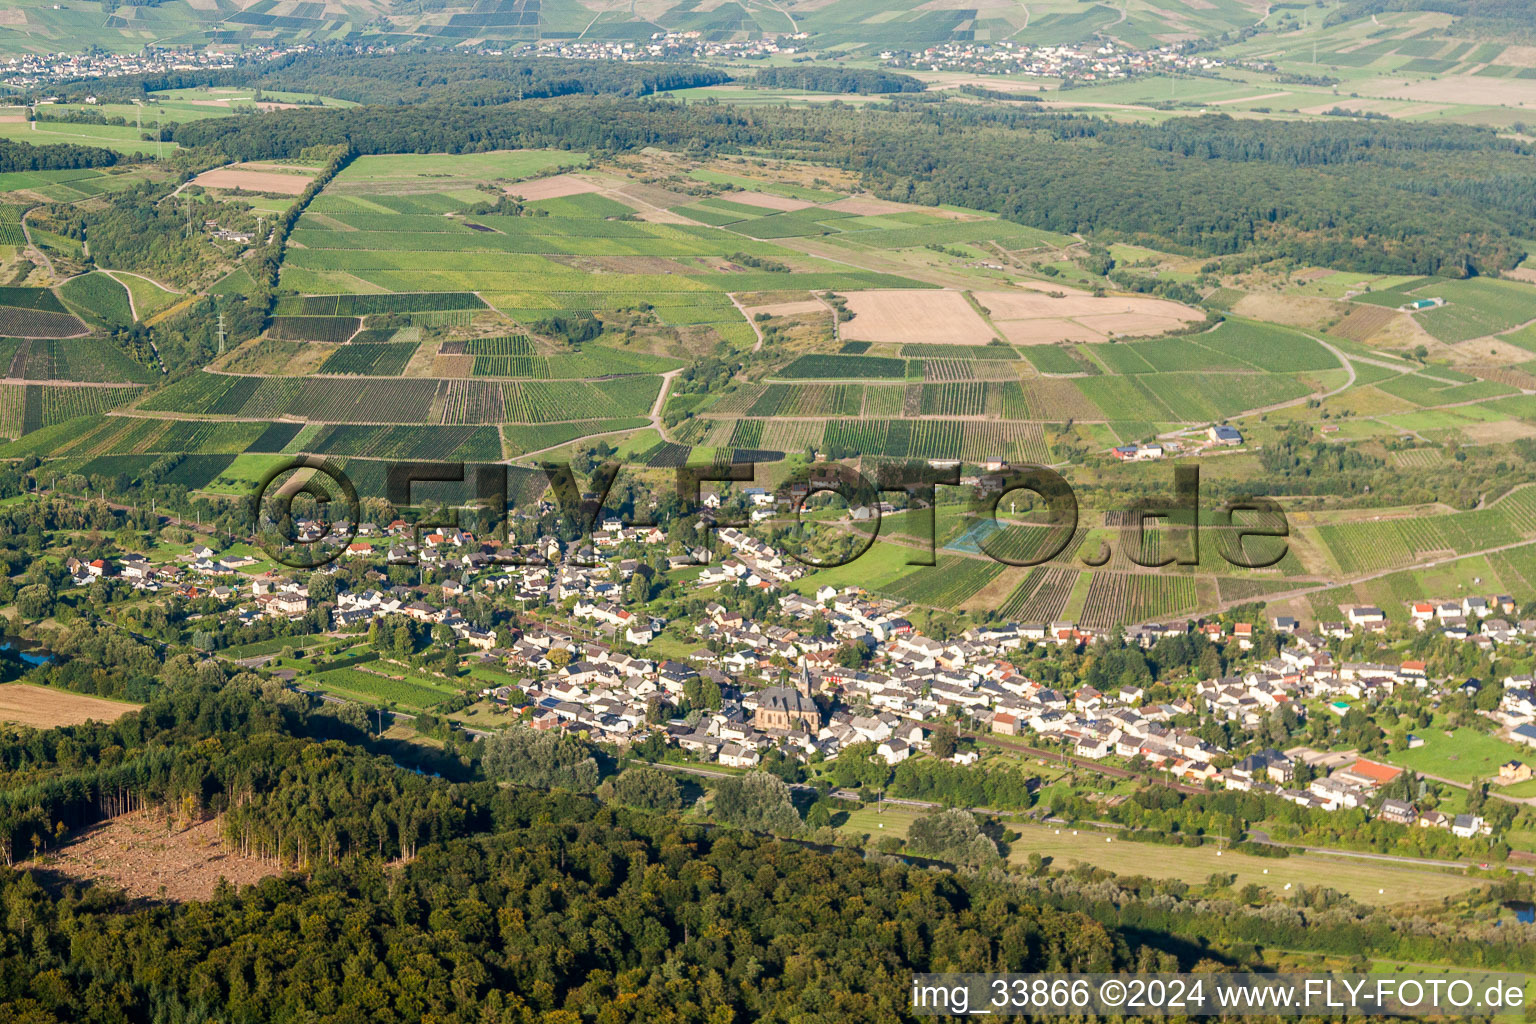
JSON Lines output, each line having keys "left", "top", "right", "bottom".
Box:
{"left": 0, "top": 120, "right": 178, "bottom": 156}
{"left": 1389, "top": 727, "right": 1532, "bottom": 785}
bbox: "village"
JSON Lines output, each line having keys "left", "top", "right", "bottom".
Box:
{"left": 522, "top": 31, "right": 810, "bottom": 64}
{"left": 0, "top": 43, "right": 313, "bottom": 89}
{"left": 56, "top": 489, "right": 1536, "bottom": 851}
{"left": 880, "top": 40, "right": 1225, "bottom": 81}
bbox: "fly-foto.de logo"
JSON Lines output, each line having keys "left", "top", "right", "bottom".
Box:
{"left": 249, "top": 458, "right": 1289, "bottom": 572}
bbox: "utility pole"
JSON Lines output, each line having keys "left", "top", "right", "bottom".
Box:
{"left": 217, "top": 310, "right": 227, "bottom": 356}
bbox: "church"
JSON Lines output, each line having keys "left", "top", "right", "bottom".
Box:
{"left": 753, "top": 685, "right": 821, "bottom": 732}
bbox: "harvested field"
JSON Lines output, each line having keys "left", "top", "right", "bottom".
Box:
{"left": 975, "top": 288, "right": 1202, "bottom": 326}
{"left": 27, "top": 811, "right": 282, "bottom": 902}
{"left": 996, "top": 317, "right": 1106, "bottom": 344}
{"left": 0, "top": 682, "right": 140, "bottom": 727}
{"left": 1232, "top": 293, "right": 1342, "bottom": 330}
{"left": 1463, "top": 420, "right": 1536, "bottom": 443}
{"left": 743, "top": 299, "right": 826, "bottom": 318}
{"left": 613, "top": 182, "right": 696, "bottom": 209}
{"left": 720, "top": 190, "right": 816, "bottom": 212}
{"left": 840, "top": 289, "right": 995, "bottom": 345}
{"left": 193, "top": 166, "right": 316, "bottom": 195}
{"left": 1361, "top": 74, "right": 1536, "bottom": 107}
{"left": 1073, "top": 312, "right": 1194, "bottom": 337}
{"left": 1331, "top": 304, "right": 1400, "bottom": 343}
{"left": 506, "top": 173, "right": 602, "bottom": 200}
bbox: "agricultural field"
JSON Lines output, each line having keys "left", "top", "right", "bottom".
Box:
{"left": 191, "top": 162, "right": 317, "bottom": 195}
{"left": 0, "top": 120, "right": 177, "bottom": 156}
{"left": 0, "top": 683, "right": 141, "bottom": 728}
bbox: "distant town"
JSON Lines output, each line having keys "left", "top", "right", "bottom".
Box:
{"left": 0, "top": 43, "right": 315, "bottom": 88}
{"left": 881, "top": 40, "right": 1225, "bottom": 81}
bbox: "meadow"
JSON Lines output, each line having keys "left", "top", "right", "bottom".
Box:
{"left": 1388, "top": 726, "right": 1532, "bottom": 785}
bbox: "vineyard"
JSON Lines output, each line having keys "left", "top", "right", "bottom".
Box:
{"left": 306, "top": 424, "right": 503, "bottom": 461}
{"left": 470, "top": 346, "right": 680, "bottom": 379}
{"left": 267, "top": 316, "right": 362, "bottom": 343}
{"left": 997, "top": 567, "right": 1080, "bottom": 622}
{"left": 267, "top": 316, "right": 359, "bottom": 343}
{"left": 149, "top": 420, "right": 269, "bottom": 454}
{"left": 1, "top": 385, "right": 144, "bottom": 436}
{"left": 141, "top": 373, "right": 262, "bottom": 415}
{"left": 0, "top": 288, "right": 70, "bottom": 313}
{"left": 901, "top": 344, "right": 1018, "bottom": 360}
{"left": 776, "top": 355, "right": 906, "bottom": 379}
{"left": 0, "top": 206, "right": 24, "bottom": 247}
{"left": 0, "top": 306, "right": 89, "bottom": 339}
{"left": 745, "top": 384, "right": 863, "bottom": 418}
{"left": 75, "top": 453, "right": 236, "bottom": 490}
{"left": 7, "top": 339, "right": 157, "bottom": 384}
{"left": 318, "top": 343, "right": 418, "bottom": 376}
{"left": 58, "top": 273, "right": 133, "bottom": 326}
{"left": 1080, "top": 572, "right": 1201, "bottom": 631}
{"left": 275, "top": 292, "right": 486, "bottom": 316}
{"left": 306, "top": 666, "right": 456, "bottom": 709}
{"left": 1316, "top": 488, "right": 1536, "bottom": 575}
{"left": 503, "top": 418, "right": 650, "bottom": 455}
{"left": 58, "top": 415, "right": 168, "bottom": 457}
{"left": 816, "top": 418, "right": 1049, "bottom": 462}
{"left": 1021, "top": 345, "right": 1090, "bottom": 375}
{"left": 875, "top": 556, "right": 1006, "bottom": 609}
{"left": 247, "top": 422, "right": 304, "bottom": 452}
{"left": 501, "top": 377, "right": 662, "bottom": 423}
{"left": 460, "top": 336, "right": 534, "bottom": 357}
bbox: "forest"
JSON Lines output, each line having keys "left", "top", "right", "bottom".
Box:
{"left": 751, "top": 66, "right": 926, "bottom": 94}
{"left": 0, "top": 671, "right": 1531, "bottom": 1023}
{"left": 0, "top": 139, "right": 119, "bottom": 173}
